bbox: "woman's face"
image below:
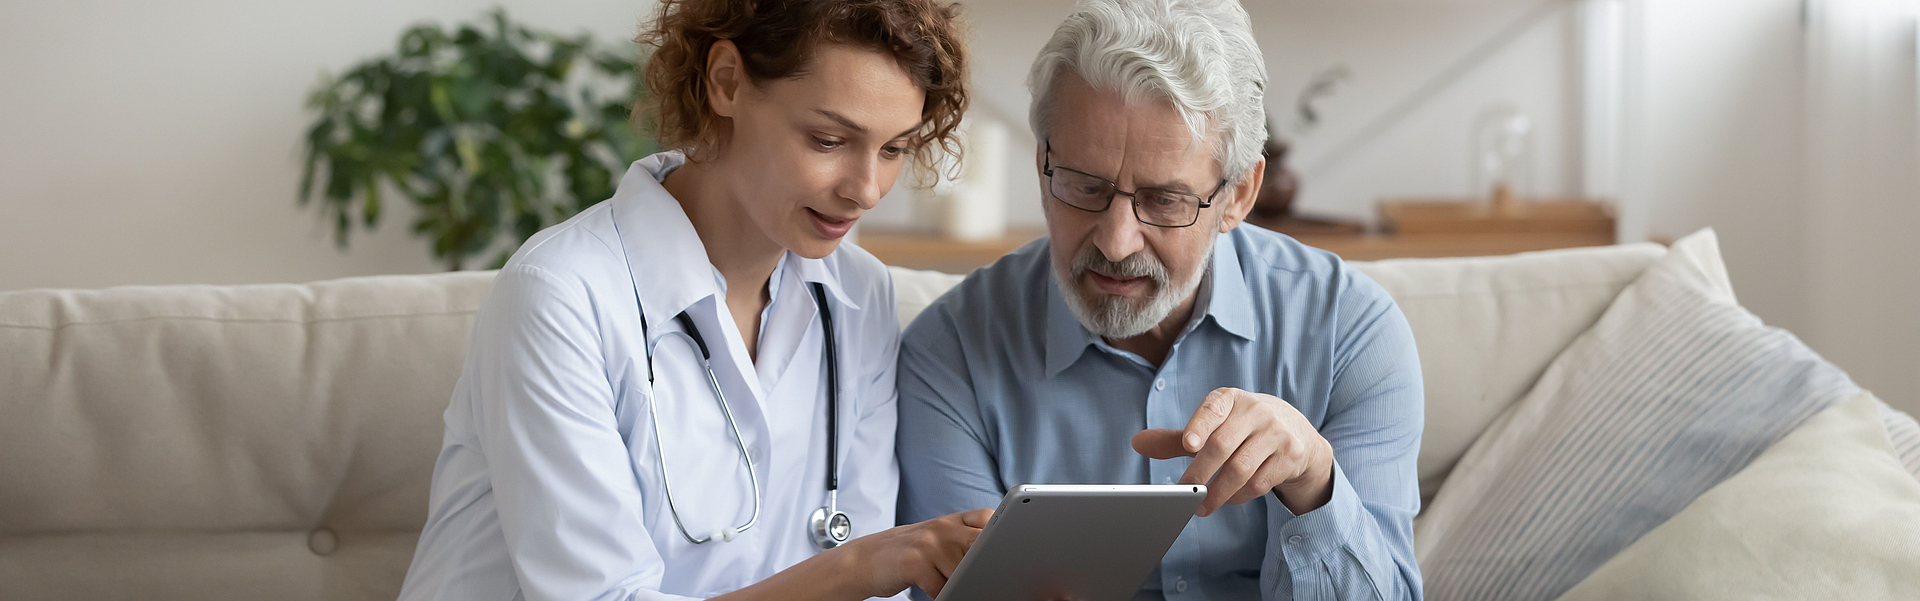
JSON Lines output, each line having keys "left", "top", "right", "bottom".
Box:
{"left": 718, "top": 43, "right": 927, "bottom": 260}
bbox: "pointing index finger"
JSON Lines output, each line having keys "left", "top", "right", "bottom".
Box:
{"left": 1183, "top": 388, "right": 1239, "bottom": 453}
{"left": 1132, "top": 429, "right": 1193, "bottom": 460}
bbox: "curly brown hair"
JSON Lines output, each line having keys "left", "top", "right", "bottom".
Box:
{"left": 637, "top": 0, "right": 969, "bottom": 174}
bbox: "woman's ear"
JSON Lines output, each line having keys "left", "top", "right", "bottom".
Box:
{"left": 1218, "top": 158, "right": 1265, "bottom": 233}
{"left": 705, "top": 40, "right": 745, "bottom": 118}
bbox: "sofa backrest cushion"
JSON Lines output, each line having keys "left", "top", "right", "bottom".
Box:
{"left": 0, "top": 272, "right": 492, "bottom": 601}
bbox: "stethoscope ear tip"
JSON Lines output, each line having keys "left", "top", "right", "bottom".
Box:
{"left": 715, "top": 528, "right": 736, "bottom": 543}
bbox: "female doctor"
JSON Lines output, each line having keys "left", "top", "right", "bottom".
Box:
{"left": 395, "top": 0, "right": 987, "bottom": 599}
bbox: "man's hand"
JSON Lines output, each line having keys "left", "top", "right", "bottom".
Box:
{"left": 1131, "top": 387, "right": 1335, "bottom": 516}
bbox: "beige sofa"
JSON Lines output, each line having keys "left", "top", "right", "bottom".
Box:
{"left": 0, "top": 239, "right": 1907, "bottom": 600}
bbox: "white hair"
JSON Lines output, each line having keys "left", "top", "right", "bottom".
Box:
{"left": 1027, "top": 0, "right": 1268, "bottom": 184}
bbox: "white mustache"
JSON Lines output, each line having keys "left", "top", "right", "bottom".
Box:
{"left": 1070, "top": 244, "right": 1168, "bottom": 286}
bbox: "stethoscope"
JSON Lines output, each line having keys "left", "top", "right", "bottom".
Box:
{"left": 641, "top": 281, "right": 851, "bottom": 550}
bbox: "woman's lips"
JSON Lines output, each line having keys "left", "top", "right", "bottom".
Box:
{"left": 1086, "top": 269, "right": 1149, "bottom": 296}
{"left": 808, "top": 208, "right": 856, "bottom": 239}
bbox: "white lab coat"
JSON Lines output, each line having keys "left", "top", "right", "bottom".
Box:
{"left": 397, "top": 152, "right": 904, "bottom": 601}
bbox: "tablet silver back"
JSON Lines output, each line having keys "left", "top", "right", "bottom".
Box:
{"left": 934, "top": 484, "right": 1206, "bottom": 601}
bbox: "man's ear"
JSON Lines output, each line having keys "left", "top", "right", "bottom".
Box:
{"left": 705, "top": 40, "right": 745, "bottom": 118}
{"left": 1218, "top": 158, "right": 1265, "bottom": 233}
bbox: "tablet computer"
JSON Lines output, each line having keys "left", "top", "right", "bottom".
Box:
{"left": 934, "top": 484, "right": 1206, "bottom": 601}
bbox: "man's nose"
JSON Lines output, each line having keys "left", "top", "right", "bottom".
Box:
{"left": 1090, "top": 195, "right": 1146, "bottom": 262}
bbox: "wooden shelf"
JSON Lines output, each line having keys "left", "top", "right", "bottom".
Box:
{"left": 1253, "top": 198, "right": 1617, "bottom": 262}
{"left": 856, "top": 228, "right": 1044, "bottom": 274}
{"left": 862, "top": 198, "right": 1618, "bottom": 271}
{"left": 1379, "top": 198, "right": 1615, "bottom": 236}
{"left": 1288, "top": 231, "right": 1616, "bottom": 262}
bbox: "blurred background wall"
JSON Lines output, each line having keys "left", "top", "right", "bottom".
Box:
{"left": 0, "top": 0, "right": 652, "bottom": 290}
{"left": 2, "top": 0, "right": 1915, "bottom": 405}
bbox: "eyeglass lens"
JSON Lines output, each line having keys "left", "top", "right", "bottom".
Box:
{"left": 1048, "top": 167, "right": 1204, "bottom": 227}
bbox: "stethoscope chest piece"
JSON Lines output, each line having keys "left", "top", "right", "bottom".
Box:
{"left": 809, "top": 502, "right": 853, "bottom": 549}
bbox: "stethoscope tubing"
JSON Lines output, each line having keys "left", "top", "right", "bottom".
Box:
{"left": 648, "top": 313, "right": 764, "bottom": 544}
{"left": 639, "top": 282, "right": 842, "bottom": 547}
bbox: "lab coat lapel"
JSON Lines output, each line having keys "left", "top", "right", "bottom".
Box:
{"left": 608, "top": 152, "right": 774, "bottom": 472}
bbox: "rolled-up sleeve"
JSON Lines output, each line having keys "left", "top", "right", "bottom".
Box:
{"left": 468, "top": 264, "right": 698, "bottom": 601}
{"left": 1263, "top": 274, "right": 1424, "bottom": 601}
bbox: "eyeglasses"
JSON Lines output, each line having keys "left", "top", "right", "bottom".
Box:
{"left": 1042, "top": 140, "right": 1228, "bottom": 228}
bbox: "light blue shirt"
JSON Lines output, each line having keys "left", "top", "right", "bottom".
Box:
{"left": 398, "top": 152, "right": 905, "bottom": 601}
{"left": 897, "top": 225, "right": 1423, "bottom": 601}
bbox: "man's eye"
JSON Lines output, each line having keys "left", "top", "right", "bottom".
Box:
{"left": 1073, "top": 183, "right": 1106, "bottom": 196}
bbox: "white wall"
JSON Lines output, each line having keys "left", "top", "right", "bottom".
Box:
{"left": 3, "top": 0, "right": 1582, "bottom": 286}
{"left": 0, "top": 0, "right": 651, "bottom": 290}
{"left": 1624, "top": 0, "right": 1810, "bottom": 334}
{"left": 1799, "top": 0, "right": 1920, "bottom": 415}
{"left": 1621, "top": 0, "right": 1920, "bottom": 412}
{"left": 865, "top": 0, "right": 1587, "bottom": 231}
{"left": 1257, "top": 0, "right": 1583, "bottom": 220}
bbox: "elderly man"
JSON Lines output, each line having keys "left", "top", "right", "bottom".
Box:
{"left": 895, "top": 0, "right": 1423, "bottom": 599}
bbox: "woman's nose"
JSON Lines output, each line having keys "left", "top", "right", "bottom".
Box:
{"left": 840, "top": 156, "right": 889, "bottom": 210}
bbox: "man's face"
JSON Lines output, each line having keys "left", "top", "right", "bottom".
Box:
{"left": 1040, "top": 74, "right": 1259, "bottom": 339}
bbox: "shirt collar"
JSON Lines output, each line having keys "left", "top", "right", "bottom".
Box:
{"left": 1206, "top": 232, "right": 1258, "bottom": 341}
{"left": 1044, "top": 261, "right": 1092, "bottom": 379}
{"left": 1041, "top": 232, "right": 1257, "bottom": 378}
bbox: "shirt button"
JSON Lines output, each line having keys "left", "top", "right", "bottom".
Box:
{"left": 1154, "top": 378, "right": 1167, "bottom": 391}
{"left": 1175, "top": 578, "right": 1188, "bottom": 593}
{"left": 1162, "top": 475, "right": 1176, "bottom": 484}
{"left": 1288, "top": 534, "right": 1305, "bottom": 545}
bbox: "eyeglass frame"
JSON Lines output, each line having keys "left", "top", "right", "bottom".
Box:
{"left": 1042, "top": 140, "right": 1230, "bottom": 228}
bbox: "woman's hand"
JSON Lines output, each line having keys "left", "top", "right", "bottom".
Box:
{"left": 833, "top": 508, "right": 994, "bottom": 599}
{"left": 712, "top": 508, "right": 993, "bottom": 601}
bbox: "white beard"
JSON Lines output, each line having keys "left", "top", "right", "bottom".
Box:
{"left": 1053, "top": 235, "right": 1214, "bottom": 339}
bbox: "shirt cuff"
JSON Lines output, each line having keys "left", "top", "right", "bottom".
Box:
{"left": 1268, "top": 460, "right": 1362, "bottom": 563}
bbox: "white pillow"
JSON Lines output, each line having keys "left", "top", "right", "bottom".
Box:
{"left": 1554, "top": 391, "right": 1920, "bottom": 600}
{"left": 1353, "top": 243, "right": 1666, "bottom": 506}
{"left": 1880, "top": 401, "right": 1920, "bottom": 479}
{"left": 1415, "top": 229, "right": 1863, "bottom": 601}
{"left": 887, "top": 266, "right": 965, "bottom": 331}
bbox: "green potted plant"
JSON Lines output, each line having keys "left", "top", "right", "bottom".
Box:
{"left": 300, "top": 9, "right": 653, "bottom": 270}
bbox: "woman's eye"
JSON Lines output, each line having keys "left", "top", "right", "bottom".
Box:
{"left": 881, "top": 145, "right": 906, "bottom": 159}
{"left": 813, "top": 137, "right": 844, "bottom": 150}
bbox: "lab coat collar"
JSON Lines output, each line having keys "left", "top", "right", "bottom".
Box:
{"left": 608, "top": 151, "right": 717, "bottom": 330}
{"left": 609, "top": 151, "right": 861, "bottom": 327}
{"left": 788, "top": 253, "right": 861, "bottom": 312}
